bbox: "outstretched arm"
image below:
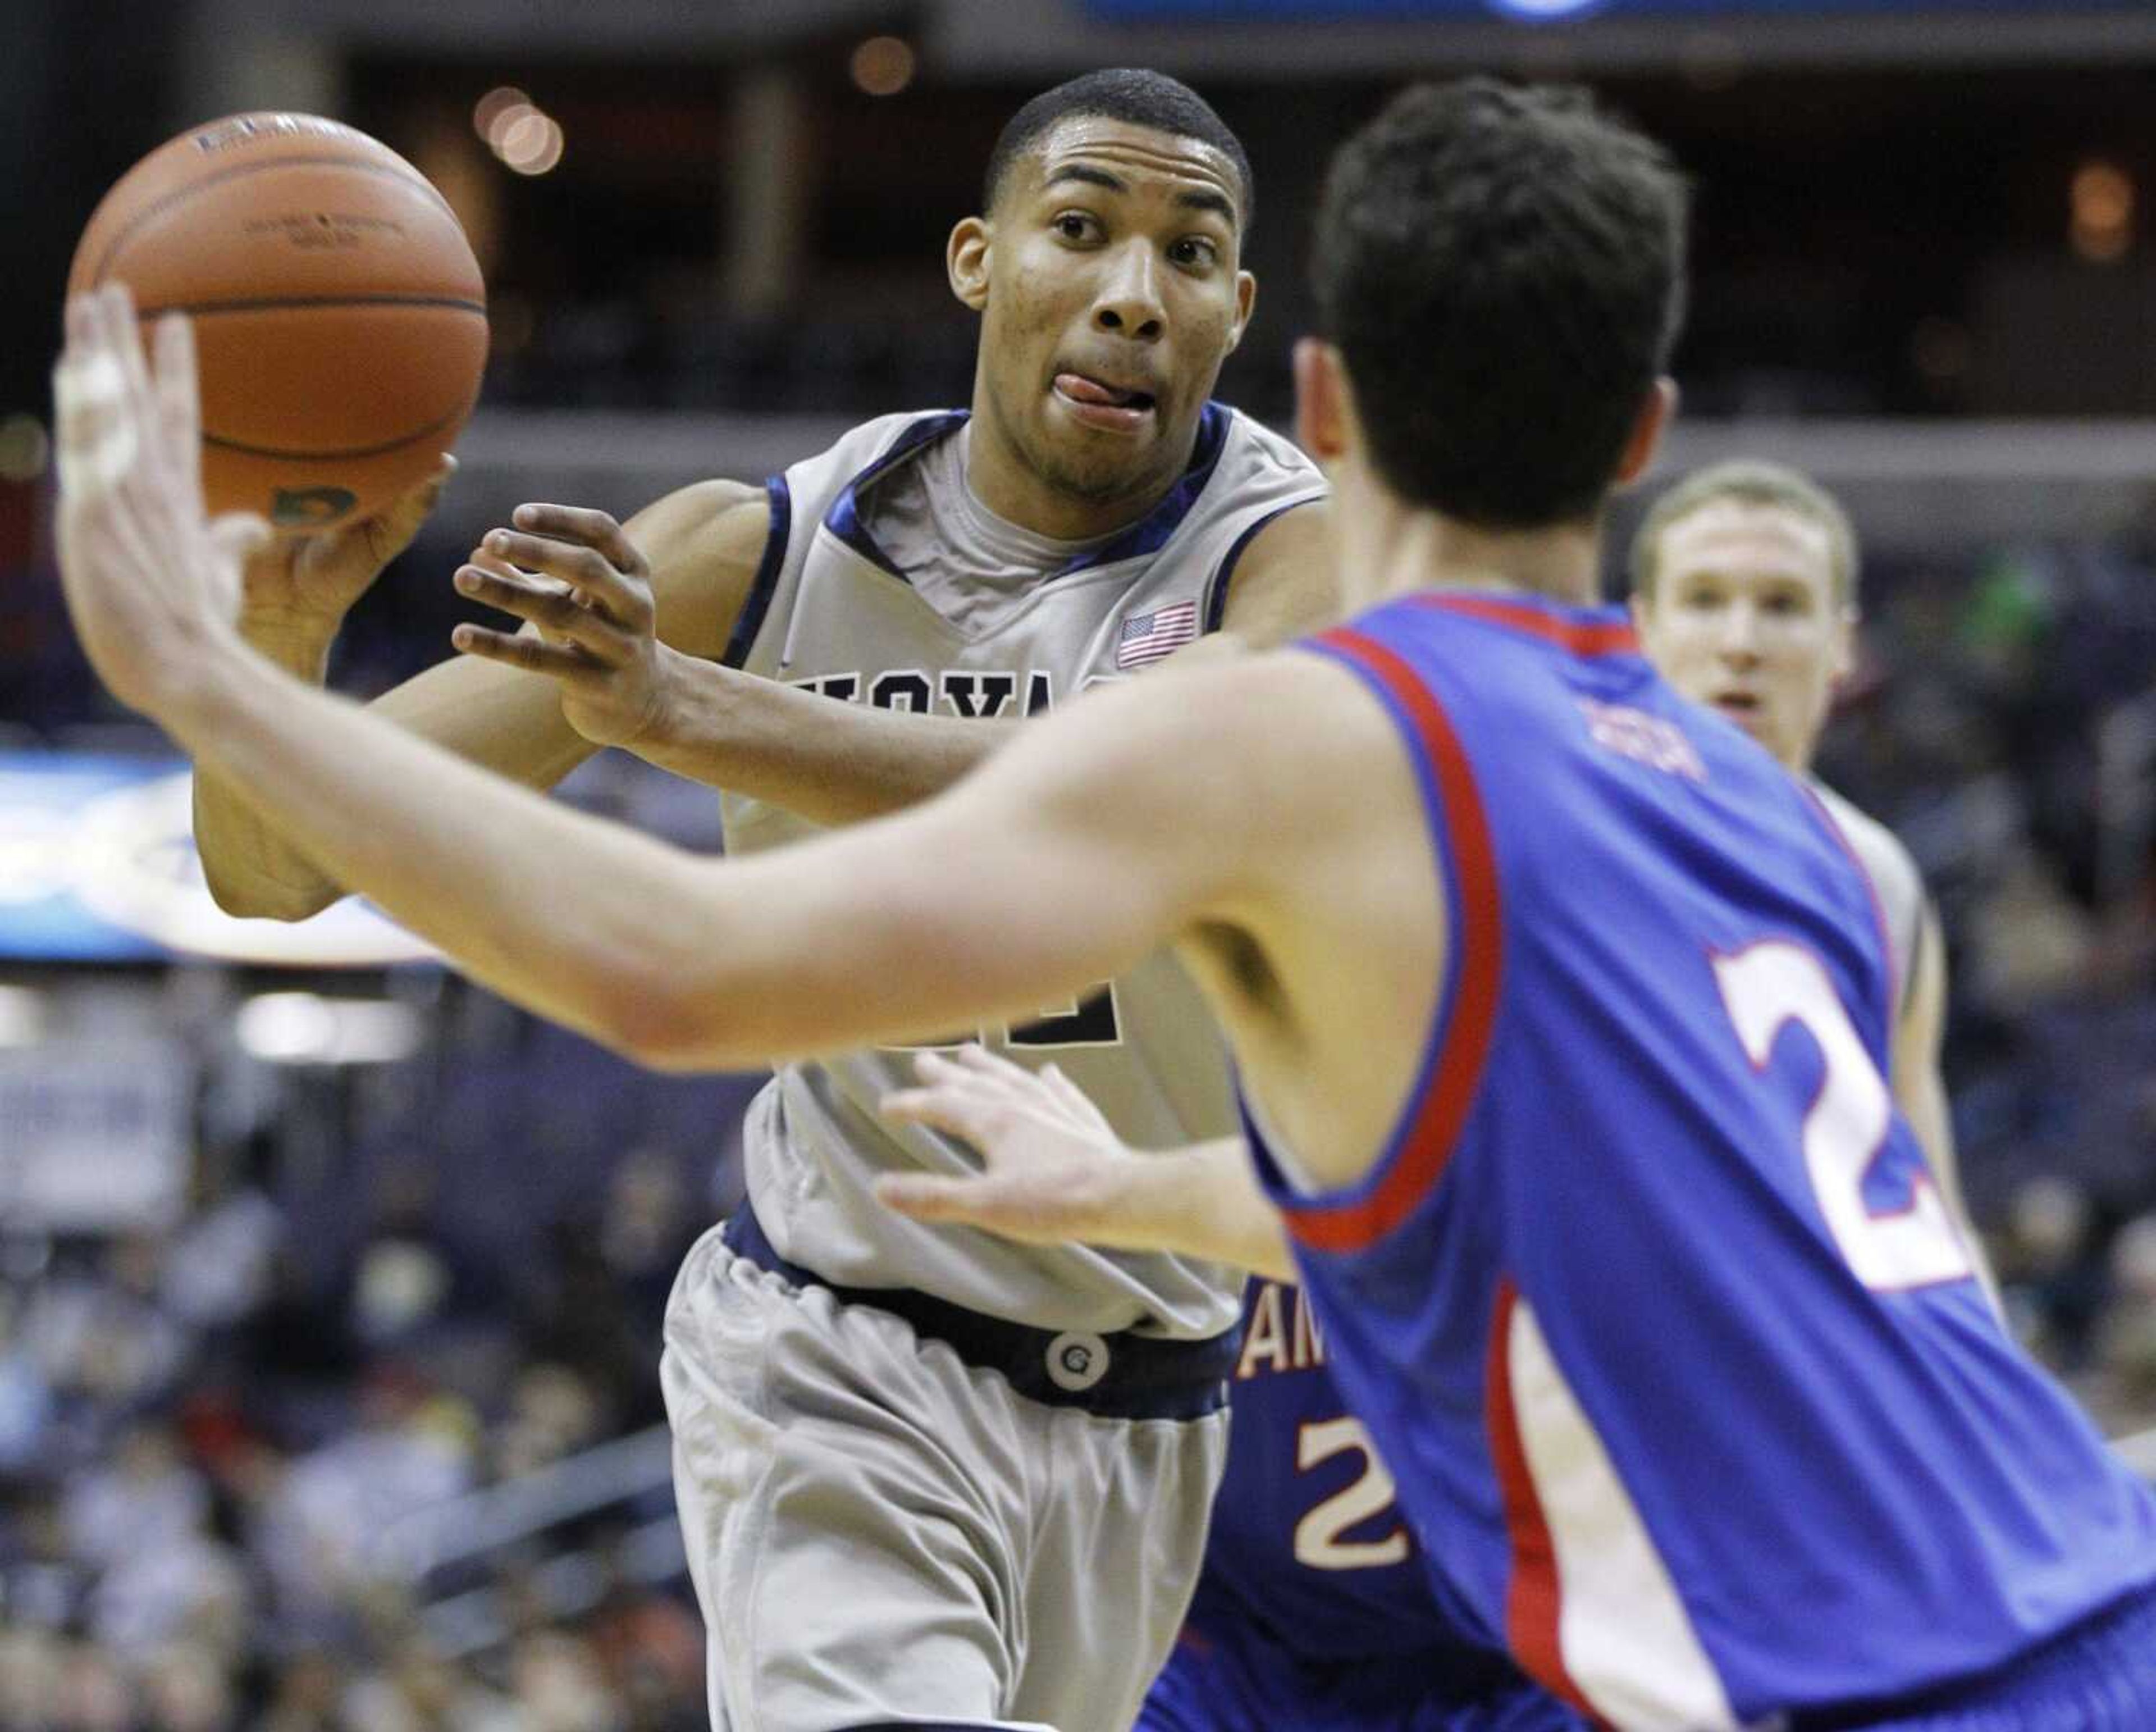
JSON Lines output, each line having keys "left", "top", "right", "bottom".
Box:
{"left": 448, "top": 495, "right": 1336, "bottom": 828}
{"left": 56, "top": 289, "right": 1282, "bottom": 1067}
{"left": 193, "top": 472, "right": 766, "bottom": 921}
{"left": 877, "top": 1046, "right": 1296, "bottom": 1280}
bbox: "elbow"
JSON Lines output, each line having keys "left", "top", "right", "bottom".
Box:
{"left": 200, "top": 864, "right": 340, "bottom": 924}
{"left": 590, "top": 968, "right": 750, "bottom": 1075}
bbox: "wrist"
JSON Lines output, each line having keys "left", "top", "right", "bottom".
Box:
{"left": 236, "top": 607, "right": 340, "bottom": 676}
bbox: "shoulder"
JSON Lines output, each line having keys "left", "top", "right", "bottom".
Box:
{"left": 1219, "top": 405, "right": 1324, "bottom": 487}
{"left": 1811, "top": 781, "right": 1924, "bottom": 903}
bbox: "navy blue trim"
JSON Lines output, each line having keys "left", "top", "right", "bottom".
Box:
{"left": 824, "top": 411, "right": 972, "bottom": 582}
{"left": 822, "top": 402, "right": 1234, "bottom": 586}
{"left": 1059, "top": 400, "right": 1232, "bottom": 576}
{"left": 1200, "top": 496, "right": 1318, "bottom": 635}
{"left": 720, "top": 476, "right": 792, "bottom": 670}
{"left": 721, "top": 1200, "right": 1235, "bottom": 1422}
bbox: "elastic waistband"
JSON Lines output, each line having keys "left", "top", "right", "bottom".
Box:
{"left": 1788, "top": 1580, "right": 2156, "bottom": 1730}
{"left": 720, "top": 1200, "right": 1235, "bottom": 1421}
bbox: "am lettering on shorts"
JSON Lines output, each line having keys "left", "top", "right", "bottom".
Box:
{"left": 1235, "top": 1280, "right": 1328, "bottom": 1381}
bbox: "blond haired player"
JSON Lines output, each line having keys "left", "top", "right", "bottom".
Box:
{"left": 1628, "top": 460, "right": 1988, "bottom": 1279}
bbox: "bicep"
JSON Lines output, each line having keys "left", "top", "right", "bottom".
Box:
{"left": 636, "top": 478, "right": 774, "bottom": 662}
{"left": 1212, "top": 500, "right": 1340, "bottom": 652}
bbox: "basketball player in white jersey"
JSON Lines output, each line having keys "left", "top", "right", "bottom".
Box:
{"left": 180, "top": 69, "right": 1330, "bottom": 1732}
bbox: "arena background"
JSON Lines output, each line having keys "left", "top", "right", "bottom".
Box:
{"left": 3, "top": 1, "right": 2155, "bottom": 1725}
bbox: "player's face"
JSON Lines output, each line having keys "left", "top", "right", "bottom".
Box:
{"left": 954, "top": 118, "right": 1254, "bottom": 529}
{"left": 1632, "top": 499, "right": 1852, "bottom": 772}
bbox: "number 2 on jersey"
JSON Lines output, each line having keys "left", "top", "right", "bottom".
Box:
{"left": 1292, "top": 1416, "right": 1410, "bottom": 1571}
{"left": 1714, "top": 941, "right": 1972, "bottom": 1292}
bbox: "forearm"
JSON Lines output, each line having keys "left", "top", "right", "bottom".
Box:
{"left": 192, "top": 616, "right": 346, "bottom": 919}
{"left": 1103, "top": 1138, "right": 1296, "bottom": 1280}
{"left": 196, "top": 632, "right": 601, "bottom": 922}
{"left": 636, "top": 649, "right": 1013, "bottom": 826}
{"left": 171, "top": 636, "right": 709, "bottom": 1050}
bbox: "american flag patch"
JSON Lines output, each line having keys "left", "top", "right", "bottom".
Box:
{"left": 1116, "top": 600, "right": 1200, "bottom": 669}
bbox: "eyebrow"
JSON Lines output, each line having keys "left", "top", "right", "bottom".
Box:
{"left": 1042, "top": 163, "right": 1240, "bottom": 228}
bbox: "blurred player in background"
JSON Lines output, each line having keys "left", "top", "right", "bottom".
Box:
{"left": 57, "top": 72, "right": 2156, "bottom": 1731}
{"left": 182, "top": 67, "right": 1329, "bottom": 1732}
{"left": 1627, "top": 459, "right": 1991, "bottom": 1289}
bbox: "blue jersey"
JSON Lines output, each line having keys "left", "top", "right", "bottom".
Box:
{"left": 1246, "top": 591, "right": 2156, "bottom": 1728}
{"left": 1138, "top": 1277, "right": 1577, "bottom": 1731}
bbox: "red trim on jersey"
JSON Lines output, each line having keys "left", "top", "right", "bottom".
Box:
{"left": 1486, "top": 1282, "right": 1597, "bottom": 1721}
{"left": 1282, "top": 627, "right": 1502, "bottom": 1255}
{"left": 1414, "top": 592, "right": 1639, "bottom": 658}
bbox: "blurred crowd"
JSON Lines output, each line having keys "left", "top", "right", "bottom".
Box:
{"left": 0, "top": 1011, "right": 751, "bottom": 1732}
{"left": 3, "top": 502, "right": 2156, "bottom": 1724}
{"left": 1815, "top": 535, "right": 2156, "bottom": 1435}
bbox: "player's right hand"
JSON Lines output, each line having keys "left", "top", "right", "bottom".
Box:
{"left": 876, "top": 1046, "right": 1142, "bottom": 1249}
{"left": 239, "top": 457, "right": 454, "bottom": 638}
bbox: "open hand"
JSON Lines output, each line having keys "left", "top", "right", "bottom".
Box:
{"left": 875, "top": 1046, "right": 1138, "bottom": 1247}
{"left": 53, "top": 285, "right": 267, "bottom": 717}
{"left": 450, "top": 504, "right": 674, "bottom": 750}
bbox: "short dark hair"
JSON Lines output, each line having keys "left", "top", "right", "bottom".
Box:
{"left": 1312, "top": 79, "right": 1688, "bottom": 529}
{"left": 983, "top": 69, "right": 1254, "bottom": 230}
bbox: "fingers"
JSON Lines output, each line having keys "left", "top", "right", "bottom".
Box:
{"left": 150, "top": 313, "right": 203, "bottom": 504}
{"left": 873, "top": 1173, "right": 989, "bottom": 1227}
{"left": 453, "top": 563, "right": 629, "bottom": 664}
{"left": 449, "top": 623, "right": 601, "bottom": 680}
{"left": 880, "top": 1084, "right": 992, "bottom": 1147}
{"left": 510, "top": 504, "right": 643, "bottom": 576}
{"left": 468, "top": 527, "right": 647, "bottom": 633}
{"left": 55, "top": 296, "right": 140, "bottom": 504}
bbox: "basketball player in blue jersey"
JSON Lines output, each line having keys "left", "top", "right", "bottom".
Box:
{"left": 58, "top": 75, "right": 2156, "bottom": 1731}
{"left": 869, "top": 465, "right": 1993, "bottom": 1732}
{"left": 175, "top": 70, "right": 1331, "bottom": 1732}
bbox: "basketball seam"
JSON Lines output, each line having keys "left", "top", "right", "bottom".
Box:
{"left": 202, "top": 404, "right": 471, "bottom": 463}
{"left": 142, "top": 294, "right": 487, "bottom": 316}
{"left": 86, "top": 157, "right": 465, "bottom": 290}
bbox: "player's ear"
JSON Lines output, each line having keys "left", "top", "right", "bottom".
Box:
{"left": 948, "top": 217, "right": 992, "bottom": 312}
{"left": 1294, "top": 338, "right": 1350, "bottom": 463}
{"left": 1614, "top": 377, "right": 1679, "bottom": 487}
{"left": 1223, "top": 270, "right": 1257, "bottom": 355}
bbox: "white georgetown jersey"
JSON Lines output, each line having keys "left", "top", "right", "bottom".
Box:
{"left": 718, "top": 403, "right": 1327, "bottom": 1338}
{"left": 1813, "top": 779, "right": 1927, "bottom": 1012}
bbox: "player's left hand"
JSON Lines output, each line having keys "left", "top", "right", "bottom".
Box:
{"left": 876, "top": 1046, "right": 1140, "bottom": 1247}
{"left": 53, "top": 285, "right": 270, "bottom": 717}
{"left": 449, "top": 505, "right": 678, "bottom": 750}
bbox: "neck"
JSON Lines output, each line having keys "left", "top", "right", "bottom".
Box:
{"left": 963, "top": 379, "right": 1194, "bottom": 542}
{"left": 1333, "top": 480, "right": 1605, "bottom": 615}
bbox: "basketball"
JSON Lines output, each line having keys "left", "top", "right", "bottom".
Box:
{"left": 67, "top": 112, "right": 487, "bottom": 534}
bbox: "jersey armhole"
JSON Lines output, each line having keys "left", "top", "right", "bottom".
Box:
{"left": 719, "top": 475, "right": 793, "bottom": 670}
{"left": 1254, "top": 630, "right": 1505, "bottom": 1259}
{"left": 1199, "top": 497, "right": 1320, "bottom": 635}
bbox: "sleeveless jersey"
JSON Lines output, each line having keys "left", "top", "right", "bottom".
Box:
{"left": 723, "top": 403, "right": 1326, "bottom": 1336}
{"left": 1246, "top": 591, "right": 2156, "bottom": 1728}
{"left": 1195, "top": 1275, "right": 1489, "bottom": 1661}
{"left": 1812, "top": 780, "right": 1926, "bottom": 1016}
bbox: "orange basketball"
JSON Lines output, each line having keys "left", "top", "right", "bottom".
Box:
{"left": 67, "top": 112, "right": 488, "bottom": 534}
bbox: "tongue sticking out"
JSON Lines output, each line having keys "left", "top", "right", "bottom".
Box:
{"left": 1057, "top": 372, "right": 1146, "bottom": 408}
